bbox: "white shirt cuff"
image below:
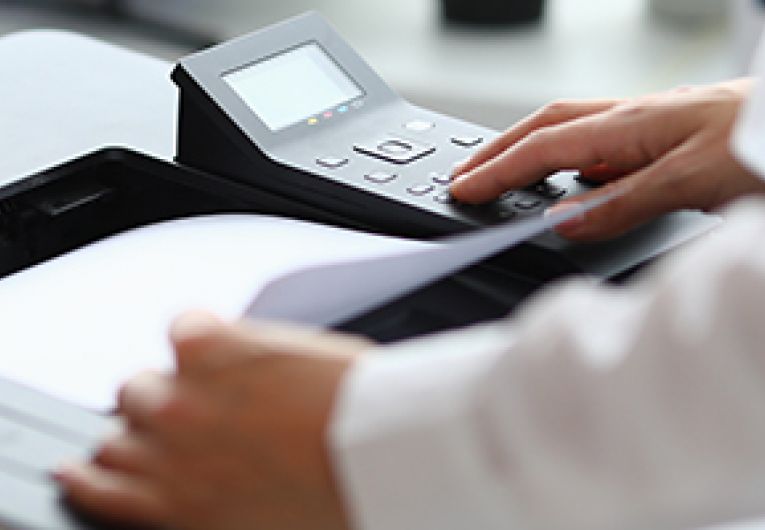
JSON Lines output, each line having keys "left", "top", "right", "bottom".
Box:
{"left": 734, "top": 37, "right": 765, "bottom": 179}
{"left": 329, "top": 323, "right": 518, "bottom": 530}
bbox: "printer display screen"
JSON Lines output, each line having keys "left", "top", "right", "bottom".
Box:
{"left": 223, "top": 42, "right": 363, "bottom": 131}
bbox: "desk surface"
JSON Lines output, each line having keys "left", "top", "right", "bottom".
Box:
{"left": 0, "top": 31, "right": 176, "bottom": 187}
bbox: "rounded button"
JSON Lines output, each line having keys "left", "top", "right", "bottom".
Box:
{"left": 515, "top": 198, "right": 542, "bottom": 211}
{"left": 451, "top": 135, "right": 484, "bottom": 148}
{"left": 430, "top": 172, "right": 452, "bottom": 185}
{"left": 534, "top": 182, "right": 567, "bottom": 199}
{"left": 316, "top": 157, "right": 349, "bottom": 169}
{"left": 408, "top": 184, "right": 435, "bottom": 196}
{"left": 365, "top": 172, "right": 397, "bottom": 184}
{"left": 434, "top": 192, "right": 454, "bottom": 204}
{"left": 404, "top": 120, "right": 435, "bottom": 132}
{"left": 498, "top": 208, "right": 517, "bottom": 220}
{"left": 378, "top": 140, "right": 414, "bottom": 155}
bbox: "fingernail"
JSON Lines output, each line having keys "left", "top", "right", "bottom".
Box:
{"left": 170, "top": 311, "right": 221, "bottom": 343}
{"left": 544, "top": 202, "right": 586, "bottom": 234}
{"left": 451, "top": 174, "right": 467, "bottom": 185}
{"left": 448, "top": 176, "right": 470, "bottom": 199}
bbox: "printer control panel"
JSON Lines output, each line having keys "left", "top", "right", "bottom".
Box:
{"left": 172, "top": 11, "right": 717, "bottom": 280}
{"left": 172, "top": 12, "right": 583, "bottom": 234}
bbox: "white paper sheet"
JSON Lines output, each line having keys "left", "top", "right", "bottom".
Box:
{"left": 246, "top": 198, "right": 607, "bottom": 327}
{"left": 0, "top": 198, "right": 605, "bottom": 411}
{"left": 0, "top": 216, "right": 428, "bottom": 411}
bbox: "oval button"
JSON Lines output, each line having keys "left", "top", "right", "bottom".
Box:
{"left": 378, "top": 140, "right": 414, "bottom": 155}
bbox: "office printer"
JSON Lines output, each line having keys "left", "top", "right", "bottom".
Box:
{"left": 0, "top": 21, "right": 718, "bottom": 529}
{"left": 0, "top": 15, "right": 716, "bottom": 339}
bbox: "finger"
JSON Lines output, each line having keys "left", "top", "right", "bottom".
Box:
{"left": 233, "top": 320, "right": 375, "bottom": 359}
{"left": 579, "top": 163, "right": 631, "bottom": 183}
{"left": 450, "top": 102, "right": 690, "bottom": 204}
{"left": 93, "top": 431, "right": 158, "bottom": 476}
{"left": 170, "top": 311, "right": 231, "bottom": 376}
{"left": 546, "top": 151, "right": 688, "bottom": 242}
{"left": 453, "top": 99, "right": 621, "bottom": 177}
{"left": 450, "top": 117, "right": 609, "bottom": 203}
{"left": 55, "top": 463, "right": 167, "bottom": 527}
{"left": 117, "top": 371, "right": 174, "bottom": 431}
{"left": 172, "top": 311, "right": 372, "bottom": 376}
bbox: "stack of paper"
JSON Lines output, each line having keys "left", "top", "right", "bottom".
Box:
{"left": 0, "top": 200, "right": 601, "bottom": 411}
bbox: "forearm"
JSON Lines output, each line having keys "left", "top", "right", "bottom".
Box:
{"left": 331, "top": 200, "right": 765, "bottom": 530}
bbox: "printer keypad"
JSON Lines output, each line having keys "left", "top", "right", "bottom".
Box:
{"left": 338, "top": 128, "right": 571, "bottom": 223}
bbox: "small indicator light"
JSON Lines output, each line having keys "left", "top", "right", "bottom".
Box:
{"left": 308, "top": 117, "right": 319, "bottom": 125}
{"left": 337, "top": 106, "right": 349, "bottom": 113}
{"left": 323, "top": 111, "right": 333, "bottom": 118}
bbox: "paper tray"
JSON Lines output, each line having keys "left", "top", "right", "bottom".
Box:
{"left": 0, "top": 147, "right": 533, "bottom": 343}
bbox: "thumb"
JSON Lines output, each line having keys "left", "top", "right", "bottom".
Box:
{"left": 170, "top": 312, "right": 373, "bottom": 376}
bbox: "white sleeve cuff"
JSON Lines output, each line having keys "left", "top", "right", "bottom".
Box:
{"left": 734, "top": 37, "right": 765, "bottom": 179}
{"left": 329, "top": 323, "right": 519, "bottom": 530}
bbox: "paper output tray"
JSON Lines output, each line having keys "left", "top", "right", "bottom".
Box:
{"left": 0, "top": 148, "right": 540, "bottom": 530}
{"left": 0, "top": 148, "right": 535, "bottom": 343}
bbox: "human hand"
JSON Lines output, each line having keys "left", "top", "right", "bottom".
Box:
{"left": 56, "top": 312, "right": 373, "bottom": 530}
{"left": 450, "top": 79, "right": 764, "bottom": 241}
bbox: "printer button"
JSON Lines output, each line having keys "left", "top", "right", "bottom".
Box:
{"left": 404, "top": 120, "right": 435, "bottom": 132}
{"left": 430, "top": 172, "right": 453, "bottom": 185}
{"left": 451, "top": 135, "right": 484, "bottom": 148}
{"left": 497, "top": 208, "right": 517, "bottom": 220}
{"left": 408, "top": 184, "right": 435, "bottom": 196}
{"left": 515, "top": 197, "right": 543, "bottom": 211}
{"left": 354, "top": 135, "right": 436, "bottom": 164}
{"left": 365, "top": 172, "right": 398, "bottom": 184}
{"left": 534, "top": 181, "right": 567, "bottom": 199}
{"left": 316, "top": 157, "right": 349, "bottom": 169}
{"left": 378, "top": 140, "right": 414, "bottom": 155}
{"left": 434, "top": 191, "right": 454, "bottom": 204}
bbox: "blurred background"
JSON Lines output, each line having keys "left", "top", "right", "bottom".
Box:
{"left": 0, "top": 0, "right": 763, "bottom": 129}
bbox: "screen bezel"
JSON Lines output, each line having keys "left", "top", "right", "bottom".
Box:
{"left": 178, "top": 12, "right": 398, "bottom": 150}
{"left": 222, "top": 41, "right": 366, "bottom": 133}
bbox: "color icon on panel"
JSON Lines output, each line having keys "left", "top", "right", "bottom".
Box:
{"left": 337, "top": 105, "right": 349, "bottom": 113}
{"left": 323, "top": 111, "right": 333, "bottom": 118}
{"left": 308, "top": 117, "right": 319, "bottom": 125}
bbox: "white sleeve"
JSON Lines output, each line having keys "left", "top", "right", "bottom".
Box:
{"left": 330, "top": 199, "right": 765, "bottom": 530}
{"left": 734, "top": 34, "right": 765, "bottom": 179}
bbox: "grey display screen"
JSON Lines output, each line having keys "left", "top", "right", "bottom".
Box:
{"left": 223, "top": 42, "right": 363, "bottom": 131}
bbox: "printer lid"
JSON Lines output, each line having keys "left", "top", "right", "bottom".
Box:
{"left": 0, "top": 30, "right": 177, "bottom": 188}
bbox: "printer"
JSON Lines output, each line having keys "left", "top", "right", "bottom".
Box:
{"left": 0, "top": 13, "right": 717, "bottom": 529}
